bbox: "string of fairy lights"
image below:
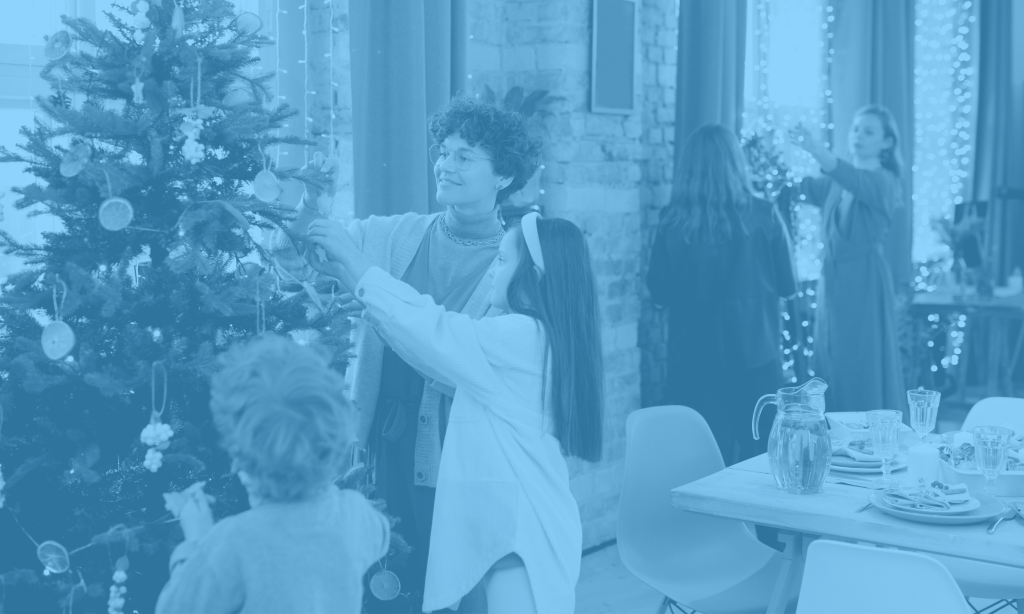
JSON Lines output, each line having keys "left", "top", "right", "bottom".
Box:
{"left": 742, "top": 0, "right": 980, "bottom": 383}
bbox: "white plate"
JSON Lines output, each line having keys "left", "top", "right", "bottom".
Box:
{"left": 868, "top": 493, "right": 1005, "bottom": 525}
{"left": 831, "top": 458, "right": 907, "bottom": 474}
{"left": 873, "top": 495, "right": 981, "bottom": 516}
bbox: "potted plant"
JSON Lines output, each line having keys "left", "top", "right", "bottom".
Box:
{"left": 479, "top": 85, "right": 553, "bottom": 224}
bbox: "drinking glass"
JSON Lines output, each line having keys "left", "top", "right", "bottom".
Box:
{"left": 973, "top": 426, "right": 1013, "bottom": 496}
{"left": 867, "top": 410, "right": 903, "bottom": 485}
{"left": 907, "top": 389, "right": 941, "bottom": 443}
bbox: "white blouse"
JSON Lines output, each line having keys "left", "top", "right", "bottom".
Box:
{"left": 355, "top": 266, "right": 581, "bottom": 613}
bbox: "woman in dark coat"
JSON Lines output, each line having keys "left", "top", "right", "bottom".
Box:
{"left": 788, "top": 105, "right": 906, "bottom": 415}
{"left": 647, "top": 124, "right": 797, "bottom": 465}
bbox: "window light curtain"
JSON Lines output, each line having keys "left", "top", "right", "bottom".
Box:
{"left": 972, "top": 0, "right": 1020, "bottom": 282}
{"left": 829, "top": 0, "right": 915, "bottom": 288}
{"left": 349, "top": 0, "right": 467, "bottom": 218}
{"left": 674, "top": 0, "right": 748, "bottom": 145}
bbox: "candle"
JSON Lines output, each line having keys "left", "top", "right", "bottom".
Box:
{"left": 908, "top": 444, "right": 940, "bottom": 484}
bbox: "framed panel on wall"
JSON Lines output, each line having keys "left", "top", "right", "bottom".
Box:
{"left": 591, "top": 0, "right": 638, "bottom": 114}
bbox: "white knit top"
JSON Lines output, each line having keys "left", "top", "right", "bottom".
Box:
{"left": 355, "top": 266, "right": 581, "bottom": 614}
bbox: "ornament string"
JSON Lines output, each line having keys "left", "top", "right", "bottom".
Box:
{"left": 256, "top": 281, "right": 266, "bottom": 334}
{"left": 52, "top": 275, "right": 68, "bottom": 322}
{"left": 151, "top": 360, "right": 168, "bottom": 422}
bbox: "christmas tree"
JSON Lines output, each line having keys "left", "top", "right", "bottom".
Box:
{"left": 0, "top": 1, "right": 354, "bottom": 611}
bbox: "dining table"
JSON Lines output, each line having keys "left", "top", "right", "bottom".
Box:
{"left": 670, "top": 454, "right": 1024, "bottom": 614}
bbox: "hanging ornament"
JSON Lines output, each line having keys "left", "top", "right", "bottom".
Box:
{"left": 59, "top": 143, "right": 92, "bottom": 178}
{"left": 141, "top": 361, "right": 172, "bottom": 473}
{"left": 130, "top": 0, "right": 150, "bottom": 14}
{"left": 231, "top": 12, "right": 263, "bottom": 36}
{"left": 37, "top": 540, "right": 71, "bottom": 575}
{"left": 0, "top": 463, "right": 6, "bottom": 510}
{"left": 171, "top": 2, "right": 185, "bottom": 39}
{"left": 99, "top": 197, "right": 135, "bottom": 231}
{"left": 370, "top": 570, "right": 401, "bottom": 601}
{"left": 41, "top": 276, "right": 75, "bottom": 360}
{"left": 44, "top": 30, "right": 72, "bottom": 61}
{"left": 253, "top": 169, "right": 281, "bottom": 203}
{"left": 131, "top": 77, "right": 144, "bottom": 104}
{"left": 316, "top": 194, "right": 334, "bottom": 216}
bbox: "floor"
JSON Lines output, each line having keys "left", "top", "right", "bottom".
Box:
{"left": 573, "top": 402, "right": 1017, "bottom": 614}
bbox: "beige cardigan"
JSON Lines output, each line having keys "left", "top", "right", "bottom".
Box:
{"left": 339, "top": 212, "right": 500, "bottom": 487}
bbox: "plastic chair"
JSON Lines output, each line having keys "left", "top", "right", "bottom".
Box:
{"left": 960, "top": 396, "right": 1024, "bottom": 433}
{"left": 795, "top": 540, "right": 971, "bottom": 614}
{"left": 617, "top": 405, "right": 795, "bottom": 614}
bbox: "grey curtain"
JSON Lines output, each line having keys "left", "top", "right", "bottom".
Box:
{"left": 349, "top": 0, "right": 467, "bottom": 218}
{"left": 972, "top": 0, "right": 1018, "bottom": 282}
{"left": 830, "top": 0, "right": 915, "bottom": 288}
{"left": 674, "top": 0, "right": 747, "bottom": 144}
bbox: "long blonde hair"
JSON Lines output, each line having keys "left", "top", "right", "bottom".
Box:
{"left": 664, "top": 124, "right": 754, "bottom": 243}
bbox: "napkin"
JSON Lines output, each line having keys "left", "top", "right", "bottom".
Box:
{"left": 833, "top": 440, "right": 883, "bottom": 462}
{"left": 881, "top": 484, "right": 952, "bottom": 511}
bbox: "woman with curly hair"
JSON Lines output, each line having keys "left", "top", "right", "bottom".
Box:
{"left": 278, "top": 97, "right": 542, "bottom": 611}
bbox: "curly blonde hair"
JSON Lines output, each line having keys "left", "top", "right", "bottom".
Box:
{"left": 210, "top": 334, "right": 354, "bottom": 502}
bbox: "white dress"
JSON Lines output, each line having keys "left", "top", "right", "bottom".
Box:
{"left": 355, "top": 266, "right": 581, "bottom": 614}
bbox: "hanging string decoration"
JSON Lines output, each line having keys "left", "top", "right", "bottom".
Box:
{"left": 41, "top": 275, "right": 76, "bottom": 360}
{"left": 140, "top": 361, "right": 173, "bottom": 472}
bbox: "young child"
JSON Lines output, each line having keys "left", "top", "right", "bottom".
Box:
{"left": 789, "top": 105, "right": 906, "bottom": 415}
{"left": 307, "top": 212, "right": 604, "bottom": 613}
{"left": 155, "top": 334, "right": 390, "bottom": 614}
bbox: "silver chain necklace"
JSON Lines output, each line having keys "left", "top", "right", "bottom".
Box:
{"left": 438, "top": 212, "right": 505, "bottom": 247}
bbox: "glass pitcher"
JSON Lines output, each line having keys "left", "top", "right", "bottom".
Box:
{"left": 752, "top": 377, "right": 832, "bottom": 494}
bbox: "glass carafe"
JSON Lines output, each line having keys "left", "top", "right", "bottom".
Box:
{"left": 752, "top": 378, "right": 831, "bottom": 494}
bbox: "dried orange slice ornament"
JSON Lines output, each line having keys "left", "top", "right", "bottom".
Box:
{"left": 98, "top": 197, "right": 134, "bottom": 231}
{"left": 253, "top": 170, "right": 281, "bottom": 203}
{"left": 369, "top": 570, "right": 400, "bottom": 601}
{"left": 41, "top": 321, "right": 76, "bottom": 360}
{"left": 60, "top": 143, "right": 92, "bottom": 177}
{"left": 37, "top": 540, "right": 71, "bottom": 574}
{"left": 232, "top": 12, "right": 263, "bottom": 36}
{"left": 44, "top": 31, "right": 72, "bottom": 61}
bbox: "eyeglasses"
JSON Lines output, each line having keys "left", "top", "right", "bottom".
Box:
{"left": 429, "top": 144, "right": 491, "bottom": 171}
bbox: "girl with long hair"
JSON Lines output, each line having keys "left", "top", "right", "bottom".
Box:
{"left": 789, "top": 105, "right": 906, "bottom": 414}
{"left": 647, "top": 123, "right": 797, "bottom": 464}
{"left": 307, "top": 213, "right": 603, "bottom": 613}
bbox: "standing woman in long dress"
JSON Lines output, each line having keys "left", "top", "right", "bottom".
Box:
{"left": 789, "top": 105, "right": 906, "bottom": 414}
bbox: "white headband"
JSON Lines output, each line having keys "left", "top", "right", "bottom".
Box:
{"left": 520, "top": 212, "right": 546, "bottom": 275}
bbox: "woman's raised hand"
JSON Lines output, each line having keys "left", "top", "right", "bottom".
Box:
{"left": 306, "top": 219, "right": 356, "bottom": 263}
{"left": 788, "top": 123, "right": 817, "bottom": 153}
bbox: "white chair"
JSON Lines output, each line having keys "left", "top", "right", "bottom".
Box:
{"left": 617, "top": 405, "right": 796, "bottom": 614}
{"left": 960, "top": 396, "right": 1024, "bottom": 433}
{"left": 795, "top": 540, "right": 971, "bottom": 614}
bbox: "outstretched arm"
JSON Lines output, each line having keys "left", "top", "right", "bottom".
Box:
{"left": 823, "top": 158, "right": 899, "bottom": 214}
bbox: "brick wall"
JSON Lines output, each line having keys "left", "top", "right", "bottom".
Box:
{"left": 323, "top": 0, "right": 678, "bottom": 550}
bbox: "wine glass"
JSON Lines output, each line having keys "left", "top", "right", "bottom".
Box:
{"left": 868, "top": 410, "right": 903, "bottom": 486}
{"left": 907, "top": 389, "right": 941, "bottom": 444}
{"left": 973, "top": 426, "right": 1013, "bottom": 496}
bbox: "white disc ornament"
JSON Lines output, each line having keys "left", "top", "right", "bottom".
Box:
{"left": 316, "top": 193, "right": 333, "bottom": 215}
{"left": 232, "top": 12, "right": 263, "bottom": 36}
{"left": 98, "top": 197, "right": 134, "bottom": 231}
{"left": 41, "top": 320, "right": 76, "bottom": 360}
{"left": 59, "top": 143, "right": 92, "bottom": 178}
{"left": 253, "top": 170, "right": 281, "bottom": 203}
{"left": 37, "top": 540, "right": 71, "bottom": 574}
{"left": 44, "top": 31, "right": 72, "bottom": 61}
{"left": 369, "top": 570, "right": 400, "bottom": 601}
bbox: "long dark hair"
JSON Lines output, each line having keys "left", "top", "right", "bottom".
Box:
{"left": 854, "top": 104, "right": 903, "bottom": 177}
{"left": 663, "top": 123, "right": 754, "bottom": 244}
{"left": 504, "top": 219, "right": 604, "bottom": 462}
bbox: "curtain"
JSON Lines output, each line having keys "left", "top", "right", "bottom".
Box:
{"left": 674, "top": 0, "right": 747, "bottom": 145}
{"left": 829, "top": 0, "right": 915, "bottom": 288}
{"left": 972, "top": 0, "right": 1019, "bottom": 282}
{"left": 349, "top": 0, "right": 467, "bottom": 218}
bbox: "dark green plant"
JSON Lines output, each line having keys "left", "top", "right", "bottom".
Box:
{"left": 0, "top": 2, "right": 351, "bottom": 611}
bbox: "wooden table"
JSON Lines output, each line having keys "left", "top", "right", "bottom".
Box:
{"left": 671, "top": 455, "right": 1024, "bottom": 614}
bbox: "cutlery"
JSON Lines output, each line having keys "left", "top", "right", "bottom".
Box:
{"left": 986, "top": 506, "right": 1017, "bottom": 534}
{"left": 855, "top": 501, "right": 873, "bottom": 513}
{"left": 1013, "top": 503, "right": 1024, "bottom": 529}
{"left": 828, "top": 477, "right": 885, "bottom": 489}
